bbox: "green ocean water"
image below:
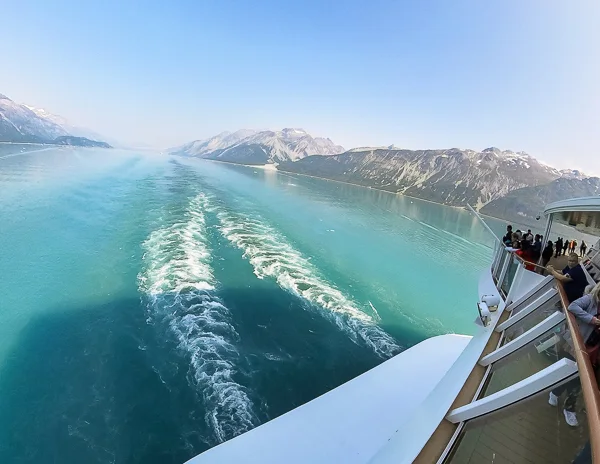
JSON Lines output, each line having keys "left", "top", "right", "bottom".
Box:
{"left": 0, "top": 146, "right": 495, "bottom": 463}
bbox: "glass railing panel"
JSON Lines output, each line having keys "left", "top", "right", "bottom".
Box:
{"left": 500, "top": 254, "right": 519, "bottom": 295}
{"left": 502, "top": 301, "right": 560, "bottom": 344}
{"left": 482, "top": 328, "right": 563, "bottom": 397}
{"left": 493, "top": 247, "right": 509, "bottom": 282}
{"left": 445, "top": 381, "right": 589, "bottom": 464}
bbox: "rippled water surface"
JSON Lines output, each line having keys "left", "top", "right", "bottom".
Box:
{"left": 0, "top": 146, "right": 494, "bottom": 463}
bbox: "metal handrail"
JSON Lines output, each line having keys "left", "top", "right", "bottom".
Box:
{"left": 555, "top": 281, "right": 600, "bottom": 462}
{"left": 511, "top": 250, "right": 547, "bottom": 273}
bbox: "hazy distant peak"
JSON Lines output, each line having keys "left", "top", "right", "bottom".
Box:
{"left": 0, "top": 93, "right": 11, "bottom": 101}
{"left": 172, "top": 128, "right": 344, "bottom": 162}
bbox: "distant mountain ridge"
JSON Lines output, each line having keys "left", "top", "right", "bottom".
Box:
{"left": 0, "top": 93, "right": 111, "bottom": 148}
{"left": 279, "top": 147, "right": 566, "bottom": 208}
{"left": 172, "top": 128, "right": 344, "bottom": 163}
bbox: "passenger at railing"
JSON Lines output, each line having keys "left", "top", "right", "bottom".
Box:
{"left": 555, "top": 237, "right": 563, "bottom": 258}
{"left": 549, "top": 282, "right": 600, "bottom": 427}
{"left": 525, "top": 229, "right": 534, "bottom": 242}
{"left": 579, "top": 240, "right": 587, "bottom": 257}
{"left": 510, "top": 232, "right": 520, "bottom": 249}
{"left": 515, "top": 240, "right": 536, "bottom": 271}
{"left": 563, "top": 239, "right": 570, "bottom": 256}
{"left": 503, "top": 224, "right": 513, "bottom": 245}
{"left": 547, "top": 253, "right": 588, "bottom": 303}
{"left": 532, "top": 234, "right": 542, "bottom": 262}
{"left": 541, "top": 240, "right": 554, "bottom": 268}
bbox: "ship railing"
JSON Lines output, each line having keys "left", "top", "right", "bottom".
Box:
{"left": 439, "top": 253, "right": 598, "bottom": 462}
{"left": 556, "top": 280, "right": 600, "bottom": 462}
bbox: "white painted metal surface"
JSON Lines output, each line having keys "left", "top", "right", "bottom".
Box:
{"left": 446, "top": 358, "right": 578, "bottom": 423}
{"left": 505, "top": 265, "right": 545, "bottom": 306}
{"left": 496, "top": 289, "right": 558, "bottom": 332}
{"left": 544, "top": 196, "right": 600, "bottom": 216}
{"left": 506, "top": 275, "right": 554, "bottom": 313}
{"left": 186, "top": 334, "right": 471, "bottom": 464}
{"left": 367, "top": 271, "right": 506, "bottom": 464}
{"left": 480, "top": 310, "right": 565, "bottom": 366}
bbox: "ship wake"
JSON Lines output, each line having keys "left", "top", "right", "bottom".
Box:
{"left": 138, "top": 193, "right": 258, "bottom": 443}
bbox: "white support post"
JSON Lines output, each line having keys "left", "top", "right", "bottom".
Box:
{"left": 480, "top": 310, "right": 565, "bottom": 367}
{"left": 446, "top": 358, "right": 578, "bottom": 423}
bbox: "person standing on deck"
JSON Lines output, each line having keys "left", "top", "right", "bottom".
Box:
{"left": 555, "top": 237, "right": 563, "bottom": 258}
{"left": 525, "top": 229, "right": 534, "bottom": 242}
{"left": 580, "top": 240, "right": 587, "bottom": 257}
{"left": 571, "top": 239, "right": 578, "bottom": 253}
{"left": 547, "top": 253, "right": 588, "bottom": 303}
{"left": 541, "top": 241, "right": 554, "bottom": 268}
{"left": 503, "top": 225, "right": 513, "bottom": 245}
{"left": 563, "top": 239, "right": 570, "bottom": 256}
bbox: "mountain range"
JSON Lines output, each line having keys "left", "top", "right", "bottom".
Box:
{"left": 172, "top": 130, "right": 599, "bottom": 224}
{"left": 173, "top": 128, "right": 345, "bottom": 163}
{"left": 0, "top": 93, "right": 111, "bottom": 148}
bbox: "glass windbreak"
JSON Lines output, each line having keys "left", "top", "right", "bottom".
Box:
{"left": 493, "top": 247, "right": 510, "bottom": 282}
{"left": 482, "top": 328, "right": 563, "bottom": 397}
{"left": 502, "top": 298, "right": 561, "bottom": 345}
{"left": 446, "top": 380, "right": 589, "bottom": 464}
{"left": 501, "top": 254, "right": 520, "bottom": 295}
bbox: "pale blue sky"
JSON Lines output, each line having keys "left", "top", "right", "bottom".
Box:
{"left": 1, "top": 1, "right": 599, "bottom": 173}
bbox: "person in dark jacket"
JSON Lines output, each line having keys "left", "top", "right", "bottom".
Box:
{"left": 541, "top": 241, "right": 554, "bottom": 268}
{"left": 580, "top": 240, "right": 587, "bottom": 257}
{"left": 503, "top": 225, "right": 513, "bottom": 245}
{"left": 555, "top": 237, "right": 563, "bottom": 258}
{"left": 563, "top": 240, "right": 570, "bottom": 256}
{"left": 547, "top": 253, "right": 588, "bottom": 303}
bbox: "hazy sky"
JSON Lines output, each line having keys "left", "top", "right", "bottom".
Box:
{"left": 1, "top": 1, "right": 599, "bottom": 173}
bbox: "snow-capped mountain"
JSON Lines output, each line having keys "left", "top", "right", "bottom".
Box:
{"left": 173, "top": 128, "right": 345, "bottom": 163}
{"left": 174, "top": 130, "right": 258, "bottom": 157}
{"left": 24, "top": 105, "right": 116, "bottom": 146}
{"left": 279, "top": 146, "right": 563, "bottom": 209}
{"left": 0, "top": 93, "right": 69, "bottom": 142}
{"left": 0, "top": 93, "right": 111, "bottom": 147}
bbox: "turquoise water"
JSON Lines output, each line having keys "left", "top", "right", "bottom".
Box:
{"left": 0, "top": 146, "right": 493, "bottom": 463}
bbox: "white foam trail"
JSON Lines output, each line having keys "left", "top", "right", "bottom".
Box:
{"left": 138, "top": 193, "right": 258, "bottom": 443}
{"left": 440, "top": 228, "right": 474, "bottom": 245}
{"left": 418, "top": 221, "right": 439, "bottom": 231}
{"left": 400, "top": 214, "right": 414, "bottom": 222}
{"left": 215, "top": 207, "right": 401, "bottom": 358}
{"left": 368, "top": 301, "right": 381, "bottom": 321}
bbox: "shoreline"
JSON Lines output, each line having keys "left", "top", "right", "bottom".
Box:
{"left": 204, "top": 158, "right": 467, "bottom": 211}
{"left": 179, "top": 156, "right": 555, "bottom": 233}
